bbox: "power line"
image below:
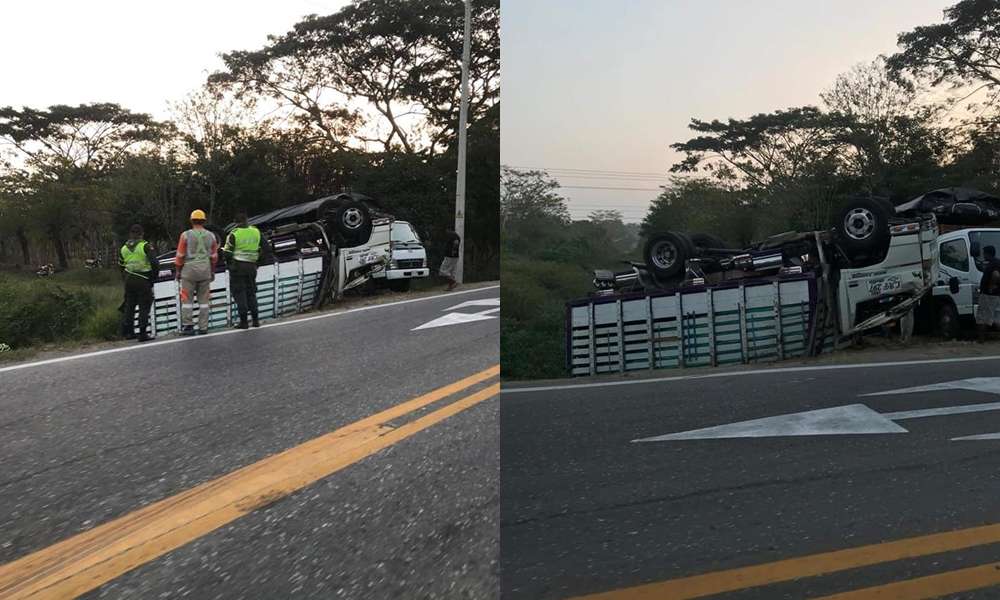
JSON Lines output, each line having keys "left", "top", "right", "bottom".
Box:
{"left": 506, "top": 165, "right": 667, "bottom": 177}
{"left": 559, "top": 185, "right": 663, "bottom": 191}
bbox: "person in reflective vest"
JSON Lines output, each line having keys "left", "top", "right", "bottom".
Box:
{"left": 119, "top": 224, "right": 159, "bottom": 342}
{"left": 175, "top": 209, "right": 219, "bottom": 335}
{"left": 222, "top": 211, "right": 264, "bottom": 329}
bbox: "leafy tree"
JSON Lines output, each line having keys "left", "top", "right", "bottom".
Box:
{"left": 0, "top": 103, "right": 164, "bottom": 268}
{"left": 210, "top": 0, "right": 499, "bottom": 156}
{"left": 501, "top": 167, "right": 570, "bottom": 254}
{"left": 670, "top": 107, "right": 847, "bottom": 190}
{"left": 888, "top": 0, "right": 1000, "bottom": 100}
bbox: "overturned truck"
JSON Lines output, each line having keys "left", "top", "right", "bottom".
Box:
{"left": 140, "top": 193, "right": 395, "bottom": 337}
{"left": 569, "top": 197, "right": 940, "bottom": 376}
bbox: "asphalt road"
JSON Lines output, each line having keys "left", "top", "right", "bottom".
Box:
{"left": 0, "top": 285, "right": 500, "bottom": 599}
{"left": 501, "top": 356, "right": 1000, "bottom": 599}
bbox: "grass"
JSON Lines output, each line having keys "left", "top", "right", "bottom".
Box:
{"left": 500, "top": 255, "right": 593, "bottom": 380}
{"left": 0, "top": 268, "right": 122, "bottom": 360}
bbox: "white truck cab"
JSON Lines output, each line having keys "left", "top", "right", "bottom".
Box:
{"left": 369, "top": 220, "right": 429, "bottom": 290}
{"left": 930, "top": 227, "right": 1000, "bottom": 336}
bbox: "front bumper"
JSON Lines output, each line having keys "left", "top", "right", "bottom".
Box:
{"left": 385, "top": 268, "right": 430, "bottom": 280}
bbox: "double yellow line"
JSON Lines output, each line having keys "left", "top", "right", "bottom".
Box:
{"left": 569, "top": 520, "right": 1000, "bottom": 600}
{"left": 0, "top": 365, "right": 500, "bottom": 600}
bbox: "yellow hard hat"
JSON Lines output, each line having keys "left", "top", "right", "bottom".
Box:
{"left": 190, "top": 209, "right": 207, "bottom": 221}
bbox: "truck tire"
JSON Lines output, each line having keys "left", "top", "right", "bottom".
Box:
{"left": 644, "top": 232, "right": 693, "bottom": 278}
{"left": 835, "top": 197, "right": 891, "bottom": 260}
{"left": 333, "top": 200, "right": 373, "bottom": 246}
{"left": 936, "top": 301, "right": 960, "bottom": 339}
{"left": 690, "top": 233, "right": 730, "bottom": 251}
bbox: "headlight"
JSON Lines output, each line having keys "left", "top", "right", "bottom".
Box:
{"left": 389, "top": 260, "right": 398, "bottom": 269}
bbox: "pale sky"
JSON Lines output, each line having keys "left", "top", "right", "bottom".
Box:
{"left": 1, "top": 0, "right": 350, "bottom": 121}
{"left": 501, "top": 0, "right": 957, "bottom": 222}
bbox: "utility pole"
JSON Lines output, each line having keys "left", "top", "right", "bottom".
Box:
{"left": 454, "top": 0, "right": 472, "bottom": 284}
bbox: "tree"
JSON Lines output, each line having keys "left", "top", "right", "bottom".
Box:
{"left": 500, "top": 167, "right": 571, "bottom": 256}
{"left": 822, "top": 57, "right": 948, "bottom": 198}
{"left": 0, "top": 103, "right": 164, "bottom": 268}
{"left": 209, "top": 0, "right": 499, "bottom": 156}
{"left": 670, "top": 107, "right": 847, "bottom": 190}
{"left": 888, "top": 0, "right": 1000, "bottom": 103}
{"left": 642, "top": 178, "right": 759, "bottom": 246}
{"left": 0, "top": 173, "right": 33, "bottom": 266}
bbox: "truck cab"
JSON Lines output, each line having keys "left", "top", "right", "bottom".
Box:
{"left": 370, "top": 220, "right": 430, "bottom": 291}
{"left": 930, "top": 227, "right": 1000, "bottom": 336}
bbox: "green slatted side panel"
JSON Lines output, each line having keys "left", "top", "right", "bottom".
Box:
{"left": 568, "top": 279, "right": 819, "bottom": 376}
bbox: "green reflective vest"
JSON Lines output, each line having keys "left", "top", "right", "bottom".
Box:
{"left": 227, "top": 226, "right": 261, "bottom": 263}
{"left": 183, "top": 228, "right": 215, "bottom": 266}
{"left": 120, "top": 241, "right": 151, "bottom": 277}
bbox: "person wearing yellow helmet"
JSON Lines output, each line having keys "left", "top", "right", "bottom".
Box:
{"left": 174, "top": 209, "right": 219, "bottom": 335}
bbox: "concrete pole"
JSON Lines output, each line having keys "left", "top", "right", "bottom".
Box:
{"left": 454, "top": 0, "right": 472, "bottom": 284}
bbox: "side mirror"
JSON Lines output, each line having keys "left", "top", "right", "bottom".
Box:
{"left": 949, "top": 276, "right": 960, "bottom": 294}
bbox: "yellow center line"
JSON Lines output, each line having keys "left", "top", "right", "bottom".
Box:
{"left": 565, "top": 523, "right": 1000, "bottom": 600}
{"left": 811, "top": 561, "right": 1000, "bottom": 600}
{"left": 0, "top": 366, "right": 500, "bottom": 600}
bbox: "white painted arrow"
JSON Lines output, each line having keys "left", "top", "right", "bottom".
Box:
{"left": 953, "top": 432, "right": 1000, "bottom": 441}
{"left": 636, "top": 400, "right": 1000, "bottom": 443}
{"left": 864, "top": 377, "right": 1000, "bottom": 397}
{"left": 446, "top": 298, "right": 500, "bottom": 311}
{"left": 633, "top": 404, "right": 907, "bottom": 442}
{"left": 412, "top": 307, "right": 500, "bottom": 331}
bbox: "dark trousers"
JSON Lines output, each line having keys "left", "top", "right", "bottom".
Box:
{"left": 121, "top": 275, "right": 153, "bottom": 338}
{"left": 230, "top": 261, "right": 259, "bottom": 323}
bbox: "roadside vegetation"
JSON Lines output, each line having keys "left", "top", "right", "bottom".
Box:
{"left": 502, "top": 0, "right": 1000, "bottom": 379}
{"left": 0, "top": 269, "right": 120, "bottom": 358}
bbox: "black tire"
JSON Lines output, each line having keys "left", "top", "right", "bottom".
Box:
{"left": 936, "top": 301, "right": 960, "bottom": 339}
{"left": 835, "top": 197, "right": 891, "bottom": 258}
{"left": 332, "top": 200, "right": 373, "bottom": 246}
{"left": 643, "top": 232, "right": 694, "bottom": 278}
{"left": 689, "top": 233, "right": 730, "bottom": 251}
{"left": 388, "top": 279, "right": 411, "bottom": 292}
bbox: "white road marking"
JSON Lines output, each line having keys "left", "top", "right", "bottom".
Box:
{"left": 633, "top": 404, "right": 907, "bottom": 442}
{"left": 446, "top": 298, "right": 500, "bottom": 311}
{"left": 501, "top": 355, "right": 1000, "bottom": 395}
{"left": 0, "top": 285, "right": 499, "bottom": 375}
{"left": 953, "top": 432, "right": 1000, "bottom": 441}
{"left": 412, "top": 307, "right": 500, "bottom": 331}
{"left": 864, "top": 377, "right": 1000, "bottom": 397}
{"left": 883, "top": 401, "right": 1000, "bottom": 420}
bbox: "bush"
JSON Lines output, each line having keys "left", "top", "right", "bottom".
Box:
{"left": 500, "top": 255, "right": 592, "bottom": 379}
{"left": 81, "top": 304, "right": 122, "bottom": 340}
{"left": 0, "top": 271, "right": 123, "bottom": 351}
{"left": 0, "top": 279, "right": 95, "bottom": 347}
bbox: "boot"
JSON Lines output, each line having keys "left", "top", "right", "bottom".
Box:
{"left": 236, "top": 319, "right": 249, "bottom": 330}
{"left": 180, "top": 326, "right": 195, "bottom": 336}
{"left": 252, "top": 313, "right": 260, "bottom": 328}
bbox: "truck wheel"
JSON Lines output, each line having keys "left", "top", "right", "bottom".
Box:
{"left": 644, "top": 232, "right": 693, "bottom": 278}
{"left": 937, "top": 302, "right": 960, "bottom": 339}
{"left": 333, "top": 200, "right": 373, "bottom": 246}
{"left": 835, "top": 198, "right": 891, "bottom": 259}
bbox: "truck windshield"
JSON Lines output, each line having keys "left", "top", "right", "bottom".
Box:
{"left": 391, "top": 223, "right": 421, "bottom": 243}
{"left": 969, "top": 231, "right": 1000, "bottom": 270}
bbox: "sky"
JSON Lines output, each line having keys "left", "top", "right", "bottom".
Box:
{"left": 500, "top": 0, "right": 957, "bottom": 222}
{"left": 1, "top": 0, "right": 350, "bottom": 121}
